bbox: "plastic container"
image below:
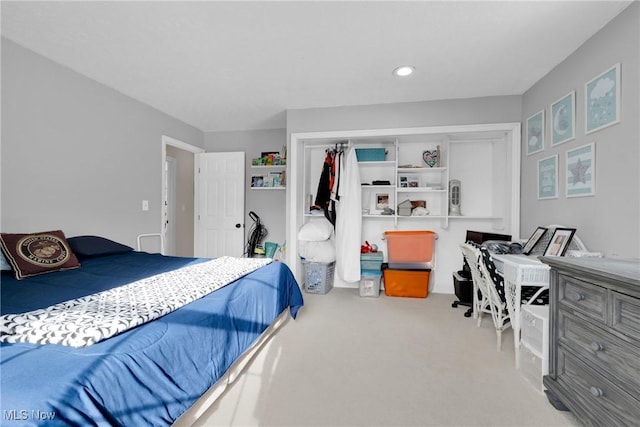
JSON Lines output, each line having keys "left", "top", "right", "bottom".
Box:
{"left": 355, "top": 148, "right": 386, "bottom": 162}
{"left": 302, "top": 261, "right": 335, "bottom": 294}
{"left": 359, "top": 270, "right": 382, "bottom": 297}
{"left": 360, "top": 251, "right": 384, "bottom": 272}
{"left": 264, "top": 241, "right": 278, "bottom": 258}
{"left": 384, "top": 230, "right": 436, "bottom": 268}
{"left": 382, "top": 265, "right": 430, "bottom": 298}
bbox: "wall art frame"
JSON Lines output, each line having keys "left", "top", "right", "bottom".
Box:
{"left": 566, "top": 142, "right": 596, "bottom": 198}
{"left": 551, "top": 91, "right": 576, "bottom": 146}
{"left": 538, "top": 154, "right": 558, "bottom": 200}
{"left": 526, "top": 110, "right": 545, "bottom": 155}
{"left": 585, "top": 63, "right": 621, "bottom": 134}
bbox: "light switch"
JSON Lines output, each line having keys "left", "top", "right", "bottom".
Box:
{"left": 142, "top": 200, "right": 149, "bottom": 211}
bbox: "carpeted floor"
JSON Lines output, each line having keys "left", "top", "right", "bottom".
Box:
{"left": 193, "top": 288, "right": 580, "bottom": 427}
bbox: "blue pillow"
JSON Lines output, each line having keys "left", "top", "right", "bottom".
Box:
{"left": 0, "top": 250, "right": 12, "bottom": 271}
{"left": 67, "top": 236, "right": 133, "bottom": 259}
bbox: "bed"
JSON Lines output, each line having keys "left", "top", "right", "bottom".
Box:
{"left": 0, "top": 233, "right": 304, "bottom": 426}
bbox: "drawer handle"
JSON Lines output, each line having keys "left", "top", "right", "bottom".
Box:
{"left": 590, "top": 342, "right": 605, "bottom": 352}
{"left": 590, "top": 386, "right": 603, "bottom": 397}
{"left": 571, "top": 293, "right": 585, "bottom": 301}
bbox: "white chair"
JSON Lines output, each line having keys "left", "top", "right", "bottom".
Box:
{"left": 460, "top": 242, "right": 511, "bottom": 351}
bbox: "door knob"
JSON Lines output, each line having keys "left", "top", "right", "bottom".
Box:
{"left": 235, "top": 223, "right": 242, "bottom": 228}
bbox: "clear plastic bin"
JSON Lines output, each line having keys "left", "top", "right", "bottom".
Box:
{"left": 359, "top": 270, "right": 381, "bottom": 297}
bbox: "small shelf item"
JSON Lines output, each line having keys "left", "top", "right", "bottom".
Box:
{"left": 422, "top": 145, "right": 441, "bottom": 167}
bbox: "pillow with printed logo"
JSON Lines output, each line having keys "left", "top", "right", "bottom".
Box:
{"left": 0, "top": 230, "right": 80, "bottom": 280}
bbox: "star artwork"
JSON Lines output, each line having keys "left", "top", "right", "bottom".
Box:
{"left": 571, "top": 158, "right": 589, "bottom": 185}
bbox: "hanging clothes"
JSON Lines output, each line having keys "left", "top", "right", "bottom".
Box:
{"left": 314, "top": 151, "right": 336, "bottom": 225}
{"left": 335, "top": 147, "right": 361, "bottom": 283}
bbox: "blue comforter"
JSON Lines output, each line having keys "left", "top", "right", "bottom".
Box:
{"left": 0, "top": 252, "right": 303, "bottom": 426}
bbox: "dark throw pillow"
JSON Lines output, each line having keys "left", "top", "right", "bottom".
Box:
{"left": 67, "top": 235, "right": 133, "bottom": 259}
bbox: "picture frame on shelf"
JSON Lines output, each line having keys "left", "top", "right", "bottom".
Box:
{"left": 537, "top": 154, "right": 558, "bottom": 200}
{"left": 526, "top": 110, "right": 545, "bottom": 155}
{"left": 269, "top": 171, "right": 283, "bottom": 187}
{"left": 371, "top": 192, "right": 392, "bottom": 214}
{"left": 566, "top": 142, "right": 595, "bottom": 198}
{"left": 551, "top": 91, "right": 575, "bottom": 146}
{"left": 522, "top": 226, "right": 548, "bottom": 255}
{"left": 399, "top": 174, "right": 420, "bottom": 188}
{"left": 585, "top": 63, "right": 620, "bottom": 134}
{"left": 251, "top": 176, "right": 264, "bottom": 188}
{"left": 543, "top": 228, "right": 576, "bottom": 256}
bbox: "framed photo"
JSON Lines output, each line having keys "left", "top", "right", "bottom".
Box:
{"left": 566, "top": 142, "right": 595, "bottom": 198}
{"left": 269, "top": 171, "right": 283, "bottom": 187}
{"left": 586, "top": 63, "right": 620, "bottom": 134}
{"left": 251, "top": 175, "right": 264, "bottom": 188}
{"left": 399, "top": 174, "right": 420, "bottom": 188}
{"left": 551, "top": 91, "right": 575, "bottom": 146}
{"left": 537, "top": 154, "right": 558, "bottom": 200}
{"left": 544, "top": 228, "right": 576, "bottom": 257}
{"left": 371, "top": 192, "right": 392, "bottom": 214}
{"left": 522, "top": 226, "right": 548, "bottom": 255}
{"left": 526, "top": 110, "right": 545, "bottom": 155}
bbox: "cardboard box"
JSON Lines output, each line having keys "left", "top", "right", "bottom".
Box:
{"left": 382, "top": 266, "right": 430, "bottom": 298}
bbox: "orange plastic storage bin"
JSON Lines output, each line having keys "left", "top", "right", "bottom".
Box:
{"left": 383, "top": 267, "right": 430, "bottom": 298}
{"left": 384, "top": 230, "right": 436, "bottom": 265}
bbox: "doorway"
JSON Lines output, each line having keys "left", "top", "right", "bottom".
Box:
{"left": 161, "top": 136, "right": 204, "bottom": 256}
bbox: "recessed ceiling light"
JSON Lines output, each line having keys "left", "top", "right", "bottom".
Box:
{"left": 393, "top": 65, "right": 415, "bottom": 77}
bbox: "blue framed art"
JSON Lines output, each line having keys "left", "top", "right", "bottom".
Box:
{"left": 526, "top": 110, "right": 544, "bottom": 155}
{"left": 566, "top": 142, "right": 595, "bottom": 198}
{"left": 551, "top": 91, "right": 575, "bottom": 146}
{"left": 585, "top": 63, "right": 621, "bottom": 134}
{"left": 538, "top": 154, "right": 558, "bottom": 200}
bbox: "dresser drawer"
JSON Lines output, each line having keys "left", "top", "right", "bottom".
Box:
{"left": 557, "top": 348, "right": 640, "bottom": 426}
{"left": 559, "top": 274, "right": 606, "bottom": 324}
{"left": 612, "top": 291, "right": 640, "bottom": 343}
{"left": 559, "top": 310, "right": 640, "bottom": 392}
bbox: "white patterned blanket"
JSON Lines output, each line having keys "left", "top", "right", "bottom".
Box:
{"left": 0, "top": 256, "right": 271, "bottom": 348}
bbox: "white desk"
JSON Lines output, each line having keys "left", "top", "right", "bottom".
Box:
{"left": 490, "top": 254, "right": 550, "bottom": 368}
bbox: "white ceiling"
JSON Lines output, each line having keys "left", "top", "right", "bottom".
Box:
{"left": 1, "top": 1, "right": 632, "bottom": 132}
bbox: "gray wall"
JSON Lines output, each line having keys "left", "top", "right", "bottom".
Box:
{"left": 287, "top": 96, "right": 522, "bottom": 133}
{"left": 204, "top": 129, "right": 287, "bottom": 248}
{"left": 520, "top": 3, "right": 639, "bottom": 259}
{"left": 166, "top": 145, "right": 195, "bottom": 257}
{"left": 1, "top": 38, "right": 204, "bottom": 249}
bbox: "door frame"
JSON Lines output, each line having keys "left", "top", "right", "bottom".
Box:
{"left": 161, "top": 135, "right": 204, "bottom": 255}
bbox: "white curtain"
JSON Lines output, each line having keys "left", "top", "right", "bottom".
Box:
{"left": 336, "top": 147, "right": 362, "bottom": 282}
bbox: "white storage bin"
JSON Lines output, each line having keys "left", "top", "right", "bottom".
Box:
{"left": 519, "top": 345, "right": 546, "bottom": 393}
{"left": 521, "top": 305, "right": 549, "bottom": 356}
{"left": 518, "top": 304, "right": 549, "bottom": 393}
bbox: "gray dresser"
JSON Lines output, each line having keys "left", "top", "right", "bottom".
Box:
{"left": 540, "top": 256, "right": 640, "bottom": 427}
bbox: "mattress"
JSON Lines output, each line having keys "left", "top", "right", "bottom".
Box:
{"left": 0, "top": 251, "right": 304, "bottom": 426}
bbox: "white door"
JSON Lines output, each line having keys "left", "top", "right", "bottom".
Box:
{"left": 195, "top": 152, "right": 245, "bottom": 258}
